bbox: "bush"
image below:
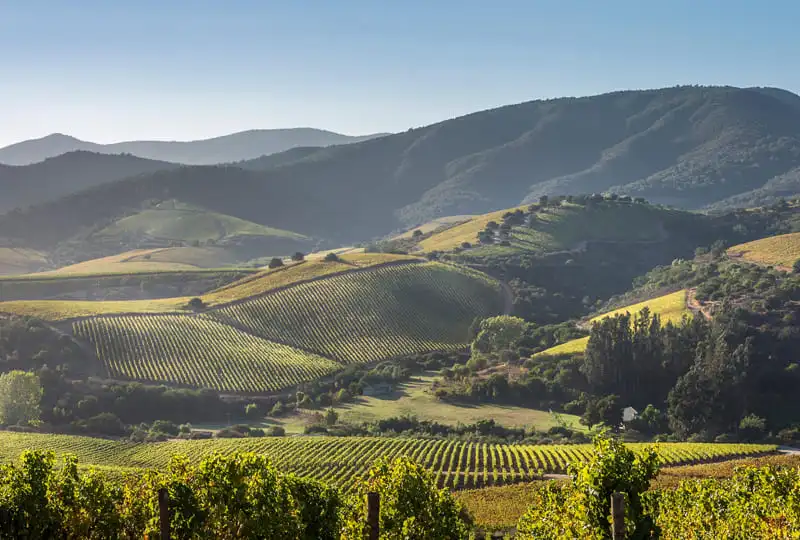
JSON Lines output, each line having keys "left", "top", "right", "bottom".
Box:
{"left": 178, "top": 423, "right": 192, "bottom": 434}
{"left": 341, "top": 455, "right": 470, "bottom": 539}
{"left": 304, "top": 425, "right": 329, "bottom": 435}
{"left": 150, "top": 420, "right": 179, "bottom": 436}
{"left": 187, "top": 297, "right": 205, "bottom": 310}
{"left": 323, "top": 252, "right": 340, "bottom": 262}
{"left": 73, "top": 412, "right": 126, "bottom": 436}
{"left": 267, "top": 426, "right": 286, "bottom": 437}
{"left": 268, "top": 257, "right": 284, "bottom": 269}
{"left": 291, "top": 252, "right": 305, "bottom": 262}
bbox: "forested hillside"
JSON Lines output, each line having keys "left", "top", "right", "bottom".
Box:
{"left": 4, "top": 86, "right": 800, "bottom": 249}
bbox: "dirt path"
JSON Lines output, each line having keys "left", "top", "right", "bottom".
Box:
{"left": 685, "top": 288, "right": 713, "bottom": 320}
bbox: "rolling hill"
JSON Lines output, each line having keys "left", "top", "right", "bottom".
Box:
{"left": 0, "top": 254, "right": 504, "bottom": 393}
{"left": 727, "top": 232, "right": 800, "bottom": 270}
{"left": 0, "top": 129, "right": 387, "bottom": 166}
{"left": 0, "top": 248, "right": 49, "bottom": 275}
{"left": 0, "top": 151, "right": 179, "bottom": 213}
{"left": 535, "top": 289, "right": 691, "bottom": 356}
{"left": 5, "top": 86, "right": 800, "bottom": 250}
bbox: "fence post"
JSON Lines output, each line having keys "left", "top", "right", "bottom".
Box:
{"left": 366, "top": 491, "right": 380, "bottom": 540}
{"left": 158, "top": 487, "right": 170, "bottom": 540}
{"left": 611, "top": 492, "right": 625, "bottom": 540}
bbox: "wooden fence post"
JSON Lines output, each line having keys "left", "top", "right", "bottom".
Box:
{"left": 366, "top": 491, "right": 380, "bottom": 540}
{"left": 611, "top": 492, "right": 625, "bottom": 540}
{"left": 158, "top": 487, "right": 170, "bottom": 540}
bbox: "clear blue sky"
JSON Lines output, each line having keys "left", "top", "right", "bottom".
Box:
{"left": 1, "top": 0, "right": 797, "bottom": 146}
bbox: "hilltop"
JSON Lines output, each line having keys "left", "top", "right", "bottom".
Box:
{"left": 0, "top": 151, "right": 179, "bottom": 213}
{"left": 0, "top": 129, "right": 388, "bottom": 166}
{"left": 5, "top": 86, "right": 800, "bottom": 250}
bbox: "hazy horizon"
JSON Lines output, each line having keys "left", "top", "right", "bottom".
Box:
{"left": 2, "top": 0, "right": 799, "bottom": 147}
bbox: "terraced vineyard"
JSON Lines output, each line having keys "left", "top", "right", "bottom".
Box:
{"left": 0, "top": 432, "right": 774, "bottom": 490}
{"left": 216, "top": 262, "right": 503, "bottom": 363}
{"left": 73, "top": 315, "right": 340, "bottom": 392}
{"left": 69, "top": 261, "right": 503, "bottom": 392}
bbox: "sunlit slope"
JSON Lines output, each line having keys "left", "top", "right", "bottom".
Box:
{"left": 59, "top": 259, "right": 502, "bottom": 392}
{"left": 96, "top": 200, "right": 309, "bottom": 245}
{"left": 73, "top": 314, "right": 340, "bottom": 393}
{"left": 419, "top": 202, "right": 668, "bottom": 254}
{"left": 535, "top": 289, "right": 690, "bottom": 357}
{"left": 0, "top": 253, "right": 417, "bottom": 320}
{"left": 214, "top": 262, "right": 504, "bottom": 363}
{"left": 728, "top": 232, "right": 800, "bottom": 269}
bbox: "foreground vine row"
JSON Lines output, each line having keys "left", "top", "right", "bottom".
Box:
{"left": 0, "top": 432, "right": 773, "bottom": 489}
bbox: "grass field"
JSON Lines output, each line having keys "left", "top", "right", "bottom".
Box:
{"left": 535, "top": 290, "right": 690, "bottom": 357}
{"left": 63, "top": 260, "right": 503, "bottom": 392}
{"left": 0, "top": 253, "right": 419, "bottom": 320}
{"left": 728, "top": 232, "right": 800, "bottom": 269}
{"left": 0, "top": 432, "right": 773, "bottom": 491}
{"left": 419, "top": 202, "right": 668, "bottom": 254}
{"left": 0, "top": 247, "right": 49, "bottom": 275}
{"left": 277, "top": 374, "right": 582, "bottom": 434}
{"left": 95, "top": 200, "right": 309, "bottom": 245}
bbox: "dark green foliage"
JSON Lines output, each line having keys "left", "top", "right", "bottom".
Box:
{"left": 187, "top": 297, "right": 205, "bottom": 310}
{"left": 323, "top": 252, "right": 340, "bottom": 262}
{"left": 268, "top": 257, "right": 284, "bottom": 268}
{"left": 291, "top": 251, "right": 305, "bottom": 261}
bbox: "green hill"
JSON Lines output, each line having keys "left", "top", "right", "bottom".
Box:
{"left": 0, "top": 256, "right": 504, "bottom": 393}
{"left": 5, "top": 86, "right": 800, "bottom": 250}
{"left": 94, "top": 199, "right": 310, "bottom": 246}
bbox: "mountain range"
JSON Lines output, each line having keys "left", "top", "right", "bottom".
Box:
{"left": 3, "top": 85, "right": 800, "bottom": 250}
{"left": 0, "top": 129, "right": 387, "bottom": 166}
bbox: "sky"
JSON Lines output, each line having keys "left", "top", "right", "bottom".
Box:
{"left": 0, "top": 0, "right": 798, "bottom": 146}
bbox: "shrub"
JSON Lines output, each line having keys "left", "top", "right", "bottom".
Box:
{"left": 150, "top": 420, "right": 179, "bottom": 436}
{"left": 73, "top": 413, "right": 126, "bottom": 436}
{"left": 323, "top": 252, "right": 340, "bottom": 262}
{"left": 341, "top": 455, "right": 469, "bottom": 539}
{"left": 291, "top": 252, "right": 305, "bottom": 261}
{"left": 267, "top": 426, "right": 286, "bottom": 436}
{"left": 268, "top": 257, "right": 284, "bottom": 269}
{"left": 187, "top": 297, "right": 205, "bottom": 311}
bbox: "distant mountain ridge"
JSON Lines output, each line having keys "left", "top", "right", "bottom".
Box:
{"left": 4, "top": 86, "right": 800, "bottom": 250}
{"left": 0, "top": 129, "right": 388, "bottom": 166}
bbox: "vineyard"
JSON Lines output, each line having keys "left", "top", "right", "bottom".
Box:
{"left": 215, "top": 262, "right": 503, "bottom": 363}
{"left": 68, "top": 261, "right": 503, "bottom": 392}
{"left": 0, "top": 432, "right": 774, "bottom": 490}
{"left": 72, "top": 315, "right": 341, "bottom": 392}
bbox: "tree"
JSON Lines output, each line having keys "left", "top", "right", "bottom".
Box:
{"left": 412, "top": 229, "right": 423, "bottom": 238}
{"left": 187, "top": 297, "right": 205, "bottom": 311}
{"left": 324, "top": 408, "right": 338, "bottom": 426}
{"left": 793, "top": 259, "right": 800, "bottom": 274}
{"left": 269, "top": 257, "right": 284, "bottom": 269}
{"left": 539, "top": 195, "right": 549, "bottom": 206}
{"left": 291, "top": 252, "right": 305, "bottom": 262}
{"left": 323, "top": 253, "right": 340, "bottom": 262}
{"left": 0, "top": 371, "right": 42, "bottom": 426}
{"left": 245, "top": 403, "right": 260, "bottom": 420}
{"left": 471, "top": 316, "right": 528, "bottom": 355}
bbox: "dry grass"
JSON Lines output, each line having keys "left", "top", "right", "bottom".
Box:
{"left": 535, "top": 290, "right": 689, "bottom": 357}
{"left": 419, "top": 206, "right": 528, "bottom": 251}
{"left": 0, "top": 248, "right": 49, "bottom": 275}
{"left": 728, "top": 232, "right": 800, "bottom": 269}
